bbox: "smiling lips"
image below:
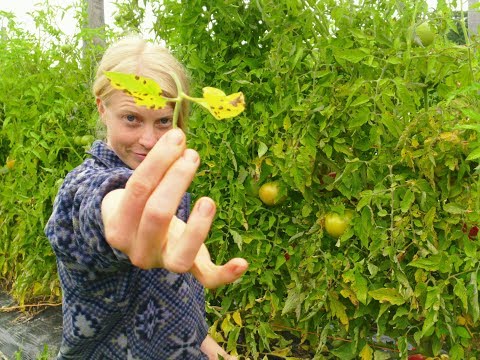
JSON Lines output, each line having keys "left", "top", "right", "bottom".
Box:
{"left": 134, "top": 152, "right": 148, "bottom": 161}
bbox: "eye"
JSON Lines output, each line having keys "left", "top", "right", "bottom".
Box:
{"left": 126, "top": 114, "right": 136, "bottom": 122}
{"left": 157, "top": 117, "right": 173, "bottom": 128}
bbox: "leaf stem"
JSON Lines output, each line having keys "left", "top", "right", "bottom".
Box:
{"left": 170, "top": 72, "right": 185, "bottom": 129}
{"left": 181, "top": 93, "right": 204, "bottom": 103}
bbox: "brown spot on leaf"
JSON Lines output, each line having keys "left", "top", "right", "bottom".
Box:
{"left": 230, "top": 94, "right": 244, "bottom": 107}
{"left": 135, "top": 75, "right": 140, "bottom": 80}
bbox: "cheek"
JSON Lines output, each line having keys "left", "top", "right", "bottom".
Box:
{"left": 107, "top": 125, "right": 136, "bottom": 146}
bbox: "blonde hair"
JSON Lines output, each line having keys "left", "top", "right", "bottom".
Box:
{"left": 93, "top": 36, "right": 190, "bottom": 130}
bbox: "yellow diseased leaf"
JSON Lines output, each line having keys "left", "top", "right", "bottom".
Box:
{"left": 269, "top": 348, "right": 291, "bottom": 357}
{"left": 221, "top": 314, "right": 234, "bottom": 335}
{"left": 340, "top": 286, "right": 359, "bottom": 306}
{"left": 196, "top": 87, "right": 245, "bottom": 119}
{"left": 359, "top": 344, "right": 373, "bottom": 360}
{"left": 232, "top": 311, "right": 243, "bottom": 327}
{"left": 328, "top": 291, "right": 349, "bottom": 331}
{"left": 104, "top": 71, "right": 167, "bottom": 110}
{"left": 209, "top": 320, "right": 225, "bottom": 344}
{"left": 369, "top": 288, "right": 406, "bottom": 305}
{"left": 6, "top": 159, "right": 15, "bottom": 169}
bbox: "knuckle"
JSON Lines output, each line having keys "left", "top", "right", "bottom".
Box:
{"left": 126, "top": 178, "right": 152, "bottom": 198}
{"left": 143, "top": 204, "right": 172, "bottom": 224}
{"left": 104, "top": 224, "right": 129, "bottom": 251}
{"left": 163, "top": 257, "right": 191, "bottom": 274}
{"left": 129, "top": 252, "right": 154, "bottom": 270}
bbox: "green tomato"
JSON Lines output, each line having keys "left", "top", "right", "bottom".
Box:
{"left": 324, "top": 210, "right": 353, "bottom": 238}
{"left": 81, "top": 135, "right": 94, "bottom": 145}
{"left": 415, "top": 22, "right": 435, "bottom": 46}
{"left": 258, "top": 181, "right": 286, "bottom": 206}
{"left": 73, "top": 136, "right": 83, "bottom": 145}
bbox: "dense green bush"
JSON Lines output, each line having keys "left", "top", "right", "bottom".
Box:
{"left": 0, "top": 8, "right": 100, "bottom": 304}
{"left": 2, "top": 1, "right": 480, "bottom": 359}
{"left": 145, "top": 1, "right": 480, "bottom": 358}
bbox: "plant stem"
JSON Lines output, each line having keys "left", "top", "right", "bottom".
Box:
{"left": 170, "top": 72, "right": 184, "bottom": 129}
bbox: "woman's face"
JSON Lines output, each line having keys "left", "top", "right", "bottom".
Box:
{"left": 97, "top": 90, "right": 174, "bottom": 169}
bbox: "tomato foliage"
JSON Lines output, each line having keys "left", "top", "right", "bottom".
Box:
{"left": 140, "top": 0, "right": 480, "bottom": 358}
{"left": 0, "top": 7, "right": 106, "bottom": 304}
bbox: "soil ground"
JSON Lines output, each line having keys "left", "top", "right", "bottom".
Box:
{"left": 0, "top": 293, "right": 61, "bottom": 359}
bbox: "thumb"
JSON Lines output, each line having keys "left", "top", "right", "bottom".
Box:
{"left": 191, "top": 256, "right": 248, "bottom": 289}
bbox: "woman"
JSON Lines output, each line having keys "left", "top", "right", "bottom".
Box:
{"left": 45, "top": 36, "right": 248, "bottom": 359}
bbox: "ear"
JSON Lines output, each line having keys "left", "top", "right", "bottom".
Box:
{"left": 96, "top": 98, "right": 106, "bottom": 123}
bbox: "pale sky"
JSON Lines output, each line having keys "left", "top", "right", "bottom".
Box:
{"left": 1, "top": 0, "right": 156, "bottom": 38}
{"left": 0, "top": 0, "right": 466, "bottom": 39}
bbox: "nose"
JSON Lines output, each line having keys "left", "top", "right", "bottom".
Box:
{"left": 138, "top": 125, "right": 158, "bottom": 150}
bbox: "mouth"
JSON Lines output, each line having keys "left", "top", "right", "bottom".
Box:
{"left": 134, "top": 152, "right": 147, "bottom": 161}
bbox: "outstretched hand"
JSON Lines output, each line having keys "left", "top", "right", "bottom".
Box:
{"left": 101, "top": 129, "right": 248, "bottom": 288}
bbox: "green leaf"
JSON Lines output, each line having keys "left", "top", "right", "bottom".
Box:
{"left": 443, "top": 203, "right": 466, "bottom": 214}
{"left": 353, "top": 272, "right": 368, "bottom": 305}
{"left": 466, "top": 146, "right": 480, "bottom": 161}
{"left": 328, "top": 291, "right": 349, "bottom": 329}
{"left": 468, "top": 270, "right": 479, "bottom": 323}
{"left": 368, "top": 288, "right": 405, "bottom": 305}
{"left": 449, "top": 344, "right": 465, "bottom": 360}
{"left": 274, "top": 254, "right": 286, "bottom": 270}
{"left": 408, "top": 257, "right": 440, "bottom": 271}
{"left": 282, "top": 290, "right": 301, "bottom": 315}
{"left": 454, "top": 279, "right": 468, "bottom": 312}
{"left": 350, "top": 94, "right": 371, "bottom": 107}
{"left": 455, "top": 326, "right": 471, "bottom": 339}
{"left": 421, "top": 309, "right": 438, "bottom": 337}
{"left": 334, "top": 48, "right": 368, "bottom": 64}
{"left": 258, "top": 142, "right": 268, "bottom": 158}
{"left": 330, "top": 342, "right": 356, "bottom": 360}
{"left": 356, "top": 190, "right": 373, "bottom": 211}
{"left": 400, "top": 189, "right": 415, "bottom": 213}
{"left": 229, "top": 229, "right": 243, "bottom": 251}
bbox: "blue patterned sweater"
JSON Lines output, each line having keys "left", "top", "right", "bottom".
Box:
{"left": 45, "top": 141, "right": 208, "bottom": 359}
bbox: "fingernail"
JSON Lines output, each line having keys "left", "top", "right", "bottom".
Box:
{"left": 183, "top": 149, "right": 199, "bottom": 163}
{"left": 166, "top": 129, "right": 183, "bottom": 144}
{"left": 234, "top": 265, "right": 246, "bottom": 275}
{"left": 198, "top": 199, "right": 214, "bottom": 217}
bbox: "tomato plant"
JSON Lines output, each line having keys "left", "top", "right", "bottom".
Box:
{"left": 148, "top": 1, "right": 480, "bottom": 358}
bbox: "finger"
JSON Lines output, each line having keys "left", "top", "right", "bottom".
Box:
{"left": 119, "top": 129, "right": 186, "bottom": 231}
{"left": 163, "top": 197, "right": 217, "bottom": 273}
{"left": 191, "top": 257, "right": 248, "bottom": 289}
{"left": 190, "top": 241, "right": 248, "bottom": 288}
{"left": 140, "top": 148, "right": 200, "bottom": 235}
{"left": 134, "top": 149, "right": 200, "bottom": 266}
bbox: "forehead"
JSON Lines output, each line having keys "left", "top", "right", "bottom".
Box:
{"left": 108, "top": 90, "right": 174, "bottom": 116}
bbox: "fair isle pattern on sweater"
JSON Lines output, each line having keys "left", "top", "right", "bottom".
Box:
{"left": 45, "top": 140, "right": 208, "bottom": 359}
